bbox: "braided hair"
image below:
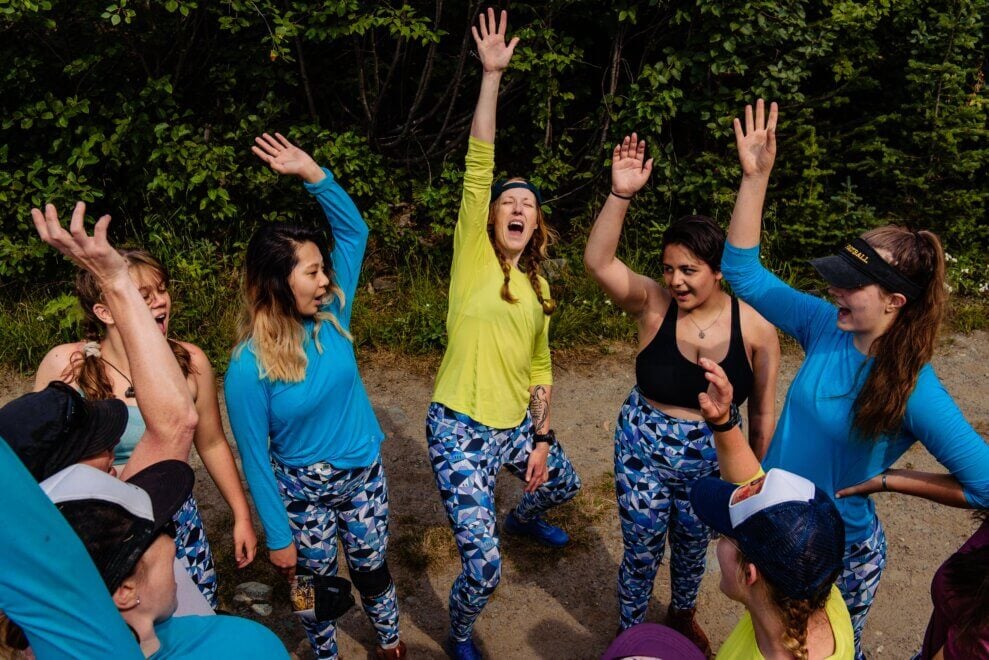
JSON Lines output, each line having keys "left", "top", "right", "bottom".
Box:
{"left": 486, "top": 178, "right": 557, "bottom": 315}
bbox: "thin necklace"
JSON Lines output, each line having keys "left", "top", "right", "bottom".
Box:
{"left": 686, "top": 297, "right": 727, "bottom": 339}
{"left": 101, "top": 357, "right": 135, "bottom": 398}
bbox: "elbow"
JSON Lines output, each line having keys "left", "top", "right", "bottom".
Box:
{"left": 171, "top": 408, "right": 200, "bottom": 454}
{"left": 965, "top": 486, "right": 989, "bottom": 509}
{"left": 583, "top": 253, "right": 605, "bottom": 279}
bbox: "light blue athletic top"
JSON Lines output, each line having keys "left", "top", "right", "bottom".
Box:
{"left": 224, "top": 168, "right": 384, "bottom": 551}
{"left": 113, "top": 404, "right": 146, "bottom": 464}
{"left": 0, "top": 438, "right": 142, "bottom": 658}
{"left": 152, "top": 614, "right": 288, "bottom": 658}
{"left": 722, "top": 242, "right": 989, "bottom": 543}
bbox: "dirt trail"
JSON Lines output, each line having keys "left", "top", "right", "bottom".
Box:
{"left": 4, "top": 330, "right": 987, "bottom": 659}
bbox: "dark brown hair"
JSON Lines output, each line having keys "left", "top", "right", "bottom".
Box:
{"left": 661, "top": 215, "right": 725, "bottom": 272}
{"left": 487, "top": 178, "right": 557, "bottom": 315}
{"left": 69, "top": 249, "right": 193, "bottom": 400}
{"left": 942, "top": 510, "right": 989, "bottom": 653}
{"left": 235, "top": 224, "right": 349, "bottom": 382}
{"left": 853, "top": 226, "right": 946, "bottom": 438}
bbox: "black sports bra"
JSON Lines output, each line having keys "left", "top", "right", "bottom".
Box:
{"left": 635, "top": 296, "right": 754, "bottom": 408}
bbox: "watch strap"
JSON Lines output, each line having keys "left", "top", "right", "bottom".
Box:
{"left": 707, "top": 404, "right": 740, "bottom": 433}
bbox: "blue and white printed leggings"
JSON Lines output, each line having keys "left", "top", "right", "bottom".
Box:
{"left": 837, "top": 515, "right": 888, "bottom": 660}
{"left": 614, "top": 387, "right": 720, "bottom": 630}
{"left": 173, "top": 494, "right": 218, "bottom": 608}
{"left": 426, "top": 403, "right": 582, "bottom": 642}
{"left": 274, "top": 458, "right": 399, "bottom": 660}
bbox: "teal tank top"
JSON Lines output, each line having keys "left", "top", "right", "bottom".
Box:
{"left": 113, "top": 405, "right": 147, "bottom": 465}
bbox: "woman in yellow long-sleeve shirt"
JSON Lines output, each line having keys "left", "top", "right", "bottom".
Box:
{"left": 425, "top": 9, "right": 582, "bottom": 660}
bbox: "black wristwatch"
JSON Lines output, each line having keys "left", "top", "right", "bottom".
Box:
{"left": 534, "top": 429, "right": 557, "bottom": 446}
{"left": 707, "top": 404, "right": 741, "bottom": 433}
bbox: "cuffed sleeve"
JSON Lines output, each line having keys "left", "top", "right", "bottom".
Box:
{"left": 907, "top": 366, "right": 989, "bottom": 508}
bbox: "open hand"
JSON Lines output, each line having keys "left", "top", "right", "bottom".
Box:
{"left": 734, "top": 99, "right": 778, "bottom": 178}
{"left": 31, "top": 202, "right": 129, "bottom": 285}
{"left": 697, "top": 357, "right": 734, "bottom": 425}
{"left": 472, "top": 8, "right": 519, "bottom": 74}
{"left": 251, "top": 132, "right": 324, "bottom": 184}
{"left": 611, "top": 133, "right": 653, "bottom": 197}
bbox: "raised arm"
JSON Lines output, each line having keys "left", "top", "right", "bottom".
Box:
{"left": 31, "top": 203, "right": 198, "bottom": 479}
{"left": 697, "top": 358, "right": 762, "bottom": 483}
{"left": 727, "top": 99, "right": 777, "bottom": 249}
{"left": 745, "top": 314, "right": 780, "bottom": 459}
{"left": 251, "top": 131, "right": 325, "bottom": 185}
{"left": 584, "top": 134, "right": 659, "bottom": 317}
{"left": 253, "top": 132, "right": 368, "bottom": 315}
{"left": 470, "top": 8, "right": 518, "bottom": 142}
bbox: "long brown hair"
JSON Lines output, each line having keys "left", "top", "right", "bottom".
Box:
{"left": 235, "top": 223, "right": 349, "bottom": 383}
{"left": 853, "top": 226, "right": 946, "bottom": 438}
{"left": 69, "top": 249, "right": 193, "bottom": 400}
{"left": 487, "top": 179, "right": 557, "bottom": 315}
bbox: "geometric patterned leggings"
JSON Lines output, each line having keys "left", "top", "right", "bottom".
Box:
{"left": 173, "top": 493, "right": 219, "bottom": 608}
{"left": 836, "top": 515, "right": 888, "bottom": 660}
{"left": 426, "top": 402, "right": 582, "bottom": 642}
{"left": 614, "top": 387, "right": 720, "bottom": 630}
{"left": 274, "top": 458, "right": 399, "bottom": 660}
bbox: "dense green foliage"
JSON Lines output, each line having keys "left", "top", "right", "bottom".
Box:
{"left": 1, "top": 1, "right": 986, "bottom": 370}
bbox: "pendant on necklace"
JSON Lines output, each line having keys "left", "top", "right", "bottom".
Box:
{"left": 125, "top": 387, "right": 136, "bottom": 398}
{"left": 698, "top": 331, "right": 705, "bottom": 339}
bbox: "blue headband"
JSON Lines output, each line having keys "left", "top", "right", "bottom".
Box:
{"left": 491, "top": 179, "right": 543, "bottom": 205}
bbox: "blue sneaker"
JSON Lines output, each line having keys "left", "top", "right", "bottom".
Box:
{"left": 502, "top": 511, "right": 570, "bottom": 547}
{"left": 448, "top": 637, "right": 482, "bottom": 660}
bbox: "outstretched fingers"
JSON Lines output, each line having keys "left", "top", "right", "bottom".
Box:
{"left": 767, "top": 101, "right": 779, "bottom": 152}
{"left": 274, "top": 132, "right": 294, "bottom": 150}
{"left": 30, "top": 206, "right": 51, "bottom": 244}
{"left": 495, "top": 9, "right": 508, "bottom": 37}
{"left": 477, "top": 7, "right": 490, "bottom": 39}
{"left": 253, "top": 133, "right": 283, "bottom": 158}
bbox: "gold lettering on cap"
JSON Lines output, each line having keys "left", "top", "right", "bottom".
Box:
{"left": 844, "top": 244, "right": 869, "bottom": 263}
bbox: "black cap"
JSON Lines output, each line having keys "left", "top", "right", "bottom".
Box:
{"left": 0, "top": 381, "right": 128, "bottom": 481}
{"left": 41, "top": 461, "right": 194, "bottom": 592}
{"left": 810, "top": 238, "right": 924, "bottom": 301}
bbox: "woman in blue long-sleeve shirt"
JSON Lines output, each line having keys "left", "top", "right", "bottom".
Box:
{"left": 722, "top": 100, "right": 989, "bottom": 659}
{"left": 224, "top": 133, "right": 404, "bottom": 660}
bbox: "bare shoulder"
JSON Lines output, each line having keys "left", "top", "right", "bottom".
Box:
{"left": 737, "top": 299, "right": 778, "bottom": 346}
{"left": 177, "top": 340, "right": 214, "bottom": 373}
{"left": 39, "top": 341, "right": 86, "bottom": 371}
{"left": 35, "top": 341, "right": 86, "bottom": 388}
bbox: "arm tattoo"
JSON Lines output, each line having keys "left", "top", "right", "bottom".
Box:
{"left": 529, "top": 385, "right": 548, "bottom": 432}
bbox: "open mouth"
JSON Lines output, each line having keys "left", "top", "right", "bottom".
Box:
{"left": 507, "top": 220, "right": 525, "bottom": 235}
{"left": 154, "top": 313, "right": 167, "bottom": 334}
{"left": 837, "top": 306, "right": 851, "bottom": 321}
